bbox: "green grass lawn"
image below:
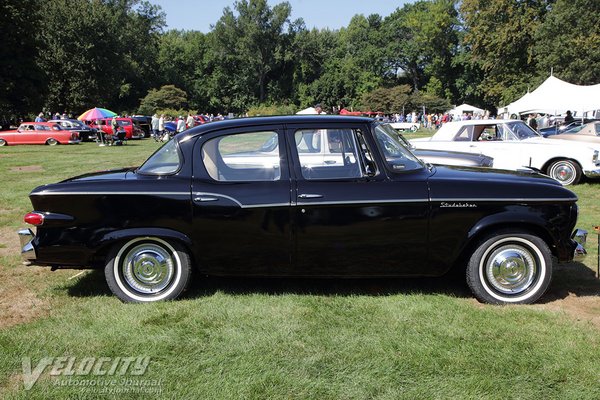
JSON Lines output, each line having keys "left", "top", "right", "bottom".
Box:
{"left": 1, "top": 136, "right": 600, "bottom": 399}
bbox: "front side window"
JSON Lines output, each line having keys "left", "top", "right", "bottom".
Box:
{"left": 138, "top": 139, "right": 181, "bottom": 174}
{"left": 295, "top": 128, "right": 363, "bottom": 180}
{"left": 202, "top": 131, "right": 281, "bottom": 181}
{"left": 374, "top": 124, "right": 424, "bottom": 173}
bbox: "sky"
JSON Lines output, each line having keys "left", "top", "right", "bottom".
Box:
{"left": 149, "top": 0, "right": 410, "bottom": 32}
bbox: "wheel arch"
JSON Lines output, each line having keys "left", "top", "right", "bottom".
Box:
{"left": 452, "top": 219, "right": 556, "bottom": 272}
{"left": 541, "top": 157, "right": 582, "bottom": 174}
{"left": 89, "top": 227, "right": 195, "bottom": 268}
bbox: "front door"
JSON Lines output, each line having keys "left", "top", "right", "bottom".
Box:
{"left": 287, "top": 122, "right": 430, "bottom": 276}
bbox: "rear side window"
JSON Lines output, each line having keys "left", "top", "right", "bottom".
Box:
{"left": 202, "top": 131, "right": 281, "bottom": 181}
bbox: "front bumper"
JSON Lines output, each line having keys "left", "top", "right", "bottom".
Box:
{"left": 572, "top": 229, "right": 587, "bottom": 261}
{"left": 583, "top": 168, "right": 600, "bottom": 178}
{"left": 18, "top": 228, "right": 36, "bottom": 263}
{"left": 68, "top": 139, "right": 81, "bottom": 144}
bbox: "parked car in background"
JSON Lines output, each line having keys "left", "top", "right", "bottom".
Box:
{"left": 0, "top": 122, "right": 80, "bottom": 146}
{"left": 392, "top": 128, "right": 493, "bottom": 167}
{"left": 411, "top": 119, "right": 600, "bottom": 185}
{"left": 547, "top": 121, "right": 600, "bottom": 145}
{"left": 19, "top": 116, "right": 586, "bottom": 305}
{"left": 130, "top": 115, "right": 152, "bottom": 138}
{"left": 194, "top": 115, "right": 209, "bottom": 125}
{"left": 49, "top": 119, "right": 97, "bottom": 142}
{"left": 540, "top": 118, "right": 598, "bottom": 137}
{"left": 390, "top": 121, "right": 420, "bottom": 132}
{"left": 90, "top": 117, "right": 144, "bottom": 140}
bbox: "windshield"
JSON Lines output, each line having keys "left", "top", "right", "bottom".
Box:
{"left": 137, "top": 139, "right": 181, "bottom": 174}
{"left": 505, "top": 121, "right": 540, "bottom": 140}
{"left": 374, "top": 124, "right": 424, "bottom": 172}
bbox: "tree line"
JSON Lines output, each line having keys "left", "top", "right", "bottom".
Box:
{"left": 1, "top": 0, "right": 598, "bottom": 120}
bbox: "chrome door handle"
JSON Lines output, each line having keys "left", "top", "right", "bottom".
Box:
{"left": 298, "top": 194, "right": 323, "bottom": 199}
{"left": 324, "top": 160, "right": 336, "bottom": 164}
{"left": 194, "top": 196, "right": 219, "bottom": 202}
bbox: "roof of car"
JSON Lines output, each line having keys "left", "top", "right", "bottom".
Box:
{"left": 183, "top": 115, "right": 375, "bottom": 138}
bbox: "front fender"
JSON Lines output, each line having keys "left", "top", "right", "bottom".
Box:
{"left": 466, "top": 211, "right": 551, "bottom": 242}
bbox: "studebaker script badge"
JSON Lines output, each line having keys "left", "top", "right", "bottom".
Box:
{"left": 440, "top": 202, "right": 477, "bottom": 208}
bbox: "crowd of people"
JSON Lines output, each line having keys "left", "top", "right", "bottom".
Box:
{"left": 8, "top": 105, "right": 579, "bottom": 139}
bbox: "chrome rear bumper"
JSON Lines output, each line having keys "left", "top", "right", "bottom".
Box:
{"left": 18, "top": 228, "right": 36, "bottom": 263}
{"left": 572, "top": 229, "right": 587, "bottom": 261}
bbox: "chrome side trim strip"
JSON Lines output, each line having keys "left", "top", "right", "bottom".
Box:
{"left": 431, "top": 197, "right": 578, "bottom": 202}
{"left": 297, "top": 199, "right": 428, "bottom": 206}
{"left": 32, "top": 191, "right": 189, "bottom": 196}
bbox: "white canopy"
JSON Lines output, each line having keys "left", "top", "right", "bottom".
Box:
{"left": 448, "top": 103, "right": 485, "bottom": 116}
{"left": 499, "top": 76, "right": 600, "bottom": 116}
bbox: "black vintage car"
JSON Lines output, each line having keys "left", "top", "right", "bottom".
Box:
{"left": 18, "top": 116, "right": 587, "bottom": 304}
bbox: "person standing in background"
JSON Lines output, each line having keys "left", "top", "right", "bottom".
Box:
{"left": 151, "top": 114, "right": 159, "bottom": 140}
{"left": 176, "top": 116, "right": 185, "bottom": 133}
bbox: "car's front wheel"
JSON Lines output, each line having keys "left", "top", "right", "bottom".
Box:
{"left": 466, "top": 232, "right": 552, "bottom": 304}
{"left": 547, "top": 159, "right": 581, "bottom": 185}
{"left": 105, "top": 237, "right": 192, "bottom": 302}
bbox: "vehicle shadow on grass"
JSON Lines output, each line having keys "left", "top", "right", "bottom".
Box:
{"left": 540, "top": 261, "right": 600, "bottom": 303}
{"left": 185, "top": 274, "right": 473, "bottom": 299}
{"left": 66, "top": 269, "right": 473, "bottom": 300}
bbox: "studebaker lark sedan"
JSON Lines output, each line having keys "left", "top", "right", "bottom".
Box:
{"left": 19, "top": 116, "right": 587, "bottom": 304}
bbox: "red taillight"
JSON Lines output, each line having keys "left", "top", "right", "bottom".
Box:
{"left": 24, "top": 212, "right": 44, "bottom": 226}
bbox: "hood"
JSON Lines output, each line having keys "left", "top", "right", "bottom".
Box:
{"left": 428, "top": 165, "right": 577, "bottom": 201}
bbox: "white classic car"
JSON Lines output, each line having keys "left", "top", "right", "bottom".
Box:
{"left": 411, "top": 119, "right": 600, "bottom": 185}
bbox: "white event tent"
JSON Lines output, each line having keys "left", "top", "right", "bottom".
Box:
{"left": 499, "top": 76, "right": 600, "bottom": 116}
{"left": 448, "top": 103, "right": 485, "bottom": 117}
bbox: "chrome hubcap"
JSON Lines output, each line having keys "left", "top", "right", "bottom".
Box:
{"left": 551, "top": 162, "right": 574, "bottom": 184}
{"left": 121, "top": 243, "right": 175, "bottom": 294}
{"left": 486, "top": 245, "right": 536, "bottom": 294}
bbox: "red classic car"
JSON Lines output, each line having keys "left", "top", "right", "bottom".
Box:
{"left": 90, "top": 118, "right": 144, "bottom": 140}
{"left": 0, "top": 122, "right": 80, "bottom": 146}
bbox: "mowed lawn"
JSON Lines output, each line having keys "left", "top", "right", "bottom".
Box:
{"left": 1, "top": 133, "right": 600, "bottom": 399}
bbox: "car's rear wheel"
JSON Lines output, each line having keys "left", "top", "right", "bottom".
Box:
{"left": 105, "top": 237, "right": 192, "bottom": 303}
{"left": 46, "top": 138, "right": 58, "bottom": 146}
{"left": 547, "top": 159, "right": 581, "bottom": 185}
{"left": 0, "top": 139, "right": 6, "bottom": 146}
{"left": 466, "top": 232, "right": 552, "bottom": 304}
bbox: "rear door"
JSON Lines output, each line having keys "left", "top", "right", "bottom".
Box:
{"left": 191, "top": 124, "right": 293, "bottom": 275}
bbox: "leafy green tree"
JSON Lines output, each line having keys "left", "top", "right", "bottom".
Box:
{"left": 383, "top": 0, "right": 459, "bottom": 94}
{"left": 138, "top": 85, "right": 188, "bottom": 114}
{"left": 207, "top": 0, "right": 295, "bottom": 112}
{"left": 0, "top": 0, "right": 45, "bottom": 119}
{"left": 158, "top": 30, "right": 209, "bottom": 109}
{"left": 36, "top": 0, "right": 164, "bottom": 114}
{"left": 534, "top": 0, "right": 600, "bottom": 85}
{"left": 459, "top": 0, "right": 552, "bottom": 106}
{"left": 361, "top": 85, "right": 412, "bottom": 113}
